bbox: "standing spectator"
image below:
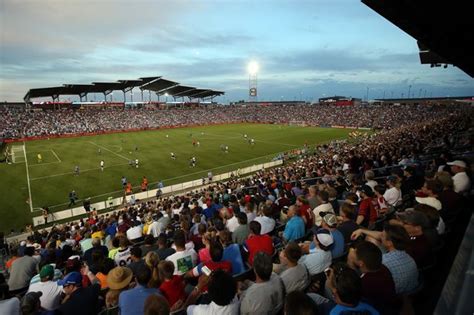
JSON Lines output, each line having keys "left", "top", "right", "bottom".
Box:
{"left": 240, "top": 252, "right": 284, "bottom": 315}
{"left": 118, "top": 264, "right": 162, "bottom": 315}
{"left": 8, "top": 246, "right": 38, "bottom": 294}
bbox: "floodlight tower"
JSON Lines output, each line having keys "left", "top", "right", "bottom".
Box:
{"left": 248, "top": 61, "right": 259, "bottom": 102}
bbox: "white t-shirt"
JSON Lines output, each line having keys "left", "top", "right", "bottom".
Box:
{"left": 384, "top": 187, "right": 402, "bottom": 206}
{"left": 299, "top": 247, "right": 332, "bottom": 275}
{"left": 126, "top": 226, "right": 143, "bottom": 241}
{"left": 253, "top": 216, "right": 275, "bottom": 235}
{"left": 27, "top": 281, "right": 63, "bottom": 311}
{"left": 226, "top": 216, "right": 239, "bottom": 233}
{"left": 166, "top": 249, "right": 198, "bottom": 275}
{"left": 312, "top": 203, "right": 334, "bottom": 226}
{"left": 147, "top": 221, "right": 163, "bottom": 238}
{"left": 452, "top": 172, "right": 471, "bottom": 194}
{"left": 0, "top": 297, "right": 20, "bottom": 315}
{"left": 187, "top": 298, "right": 240, "bottom": 315}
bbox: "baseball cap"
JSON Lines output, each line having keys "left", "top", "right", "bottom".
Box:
{"left": 39, "top": 264, "right": 54, "bottom": 279}
{"left": 21, "top": 292, "right": 42, "bottom": 313}
{"left": 386, "top": 175, "right": 397, "bottom": 182}
{"left": 397, "top": 209, "right": 430, "bottom": 228}
{"left": 415, "top": 196, "right": 442, "bottom": 211}
{"left": 58, "top": 271, "right": 82, "bottom": 286}
{"left": 321, "top": 212, "right": 338, "bottom": 227}
{"left": 447, "top": 160, "right": 467, "bottom": 168}
{"left": 310, "top": 227, "right": 334, "bottom": 247}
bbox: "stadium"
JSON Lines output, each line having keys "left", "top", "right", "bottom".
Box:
{"left": 0, "top": 1, "right": 473, "bottom": 315}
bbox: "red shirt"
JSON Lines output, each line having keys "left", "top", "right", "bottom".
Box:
{"left": 245, "top": 234, "right": 274, "bottom": 265}
{"left": 159, "top": 275, "right": 186, "bottom": 307}
{"left": 358, "top": 198, "right": 378, "bottom": 227}
{"left": 298, "top": 204, "right": 313, "bottom": 228}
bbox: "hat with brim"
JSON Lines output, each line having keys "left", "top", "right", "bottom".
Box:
{"left": 447, "top": 160, "right": 467, "bottom": 168}
{"left": 58, "top": 271, "right": 82, "bottom": 286}
{"left": 397, "top": 209, "right": 430, "bottom": 228}
{"left": 39, "top": 264, "right": 54, "bottom": 279}
{"left": 310, "top": 227, "right": 334, "bottom": 247}
{"left": 322, "top": 212, "right": 338, "bottom": 227}
{"left": 107, "top": 267, "right": 133, "bottom": 290}
{"left": 415, "top": 196, "right": 442, "bottom": 211}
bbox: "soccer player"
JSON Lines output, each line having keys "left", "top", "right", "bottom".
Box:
{"left": 98, "top": 148, "right": 102, "bottom": 155}
{"left": 189, "top": 156, "right": 196, "bottom": 168}
{"left": 100, "top": 160, "right": 104, "bottom": 171}
{"left": 68, "top": 190, "right": 77, "bottom": 207}
{"left": 192, "top": 139, "right": 197, "bottom": 147}
{"left": 129, "top": 159, "right": 134, "bottom": 167}
{"left": 135, "top": 145, "right": 139, "bottom": 151}
{"left": 250, "top": 138, "right": 255, "bottom": 145}
{"left": 141, "top": 176, "right": 148, "bottom": 191}
{"left": 74, "top": 165, "right": 80, "bottom": 176}
{"left": 37, "top": 153, "right": 42, "bottom": 163}
{"left": 121, "top": 176, "right": 127, "bottom": 187}
{"left": 244, "top": 133, "right": 248, "bottom": 139}
{"left": 135, "top": 158, "right": 139, "bottom": 168}
{"left": 170, "top": 152, "right": 176, "bottom": 160}
{"left": 225, "top": 145, "right": 229, "bottom": 153}
{"left": 166, "top": 134, "right": 169, "bottom": 138}
{"left": 196, "top": 141, "right": 200, "bottom": 147}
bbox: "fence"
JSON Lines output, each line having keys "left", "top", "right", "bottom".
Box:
{"left": 30, "top": 159, "right": 283, "bottom": 228}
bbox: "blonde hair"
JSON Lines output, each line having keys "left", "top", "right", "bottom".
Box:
{"left": 145, "top": 251, "right": 160, "bottom": 288}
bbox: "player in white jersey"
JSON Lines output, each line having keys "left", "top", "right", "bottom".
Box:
{"left": 100, "top": 160, "right": 104, "bottom": 171}
{"left": 135, "top": 159, "right": 139, "bottom": 168}
{"left": 171, "top": 152, "right": 176, "bottom": 160}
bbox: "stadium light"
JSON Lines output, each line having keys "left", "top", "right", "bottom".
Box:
{"left": 248, "top": 61, "right": 259, "bottom": 75}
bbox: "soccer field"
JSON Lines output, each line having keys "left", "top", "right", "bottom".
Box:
{"left": 0, "top": 123, "right": 355, "bottom": 232}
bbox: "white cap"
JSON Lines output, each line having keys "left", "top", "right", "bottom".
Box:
{"left": 415, "top": 196, "right": 442, "bottom": 211}
{"left": 447, "top": 160, "right": 467, "bottom": 168}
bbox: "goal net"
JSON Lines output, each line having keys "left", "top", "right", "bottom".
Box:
{"left": 10, "top": 145, "right": 25, "bottom": 164}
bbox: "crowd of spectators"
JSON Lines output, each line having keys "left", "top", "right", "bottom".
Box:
{"left": 0, "top": 103, "right": 473, "bottom": 315}
{"left": 0, "top": 103, "right": 463, "bottom": 139}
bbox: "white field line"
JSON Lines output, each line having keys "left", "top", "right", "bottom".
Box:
{"left": 88, "top": 141, "right": 130, "bottom": 161}
{"left": 29, "top": 161, "right": 61, "bottom": 167}
{"left": 23, "top": 142, "right": 34, "bottom": 213}
{"left": 30, "top": 162, "right": 130, "bottom": 181}
{"left": 201, "top": 131, "right": 299, "bottom": 147}
{"left": 51, "top": 149, "right": 62, "bottom": 162}
{"left": 45, "top": 152, "right": 281, "bottom": 210}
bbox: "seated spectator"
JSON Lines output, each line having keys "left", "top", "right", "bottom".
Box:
{"left": 106, "top": 267, "right": 133, "bottom": 311}
{"left": 356, "top": 185, "right": 379, "bottom": 228}
{"left": 276, "top": 242, "right": 310, "bottom": 293}
{"left": 336, "top": 203, "right": 359, "bottom": 244}
{"left": 126, "top": 220, "right": 144, "bottom": 243}
{"left": 156, "top": 234, "right": 175, "bottom": 261}
{"left": 140, "top": 235, "right": 159, "bottom": 257}
{"left": 188, "top": 239, "right": 232, "bottom": 278}
{"left": 384, "top": 176, "right": 402, "bottom": 207}
{"left": 118, "top": 263, "right": 162, "bottom": 315}
{"left": 436, "top": 171, "right": 463, "bottom": 228}
{"left": 243, "top": 221, "right": 274, "bottom": 265}
{"left": 254, "top": 204, "right": 276, "bottom": 235}
{"left": 147, "top": 213, "right": 164, "bottom": 238}
{"left": 231, "top": 212, "right": 249, "bottom": 245}
{"left": 0, "top": 274, "right": 20, "bottom": 314}
{"left": 27, "top": 265, "right": 63, "bottom": 311}
{"left": 394, "top": 209, "right": 434, "bottom": 268}
{"left": 347, "top": 241, "right": 398, "bottom": 313}
{"left": 83, "top": 237, "right": 108, "bottom": 268}
{"left": 198, "top": 232, "right": 212, "bottom": 264}
{"left": 144, "top": 252, "right": 161, "bottom": 288}
{"left": 219, "top": 230, "right": 246, "bottom": 275}
{"left": 365, "top": 170, "right": 378, "bottom": 191}
{"left": 324, "top": 263, "right": 380, "bottom": 315}
{"left": 20, "top": 291, "right": 43, "bottom": 315}
{"left": 374, "top": 185, "right": 388, "bottom": 215}
{"left": 158, "top": 261, "right": 186, "bottom": 309}
{"left": 296, "top": 197, "right": 313, "bottom": 229}
{"left": 186, "top": 269, "right": 239, "bottom": 314}
{"left": 313, "top": 191, "right": 334, "bottom": 226}
{"left": 240, "top": 252, "right": 284, "bottom": 314}
{"left": 284, "top": 290, "right": 319, "bottom": 315}
{"left": 129, "top": 247, "right": 146, "bottom": 277}
{"left": 166, "top": 230, "right": 198, "bottom": 275}
{"left": 447, "top": 160, "right": 471, "bottom": 194}
{"left": 56, "top": 269, "right": 101, "bottom": 315}
{"left": 282, "top": 205, "right": 306, "bottom": 242}
{"left": 8, "top": 246, "right": 38, "bottom": 295}
{"left": 114, "top": 236, "right": 132, "bottom": 267}
{"left": 320, "top": 212, "right": 345, "bottom": 259}
{"left": 144, "top": 294, "right": 170, "bottom": 315}
{"left": 299, "top": 228, "right": 333, "bottom": 275}
{"left": 223, "top": 207, "right": 239, "bottom": 233}
{"left": 80, "top": 233, "right": 94, "bottom": 254}
{"left": 95, "top": 258, "right": 115, "bottom": 289}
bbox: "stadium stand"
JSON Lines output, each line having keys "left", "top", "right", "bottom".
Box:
{"left": 0, "top": 103, "right": 472, "bottom": 315}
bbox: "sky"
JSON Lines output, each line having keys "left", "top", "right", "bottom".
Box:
{"left": 1, "top": 0, "right": 473, "bottom": 103}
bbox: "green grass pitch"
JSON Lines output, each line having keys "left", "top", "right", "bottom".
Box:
{"left": 0, "top": 123, "right": 355, "bottom": 233}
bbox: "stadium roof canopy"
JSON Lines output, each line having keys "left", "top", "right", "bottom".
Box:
{"left": 362, "top": 0, "right": 474, "bottom": 77}
{"left": 24, "top": 76, "right": 224, "bottom": 102}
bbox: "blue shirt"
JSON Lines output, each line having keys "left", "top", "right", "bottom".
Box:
{"left": 330, "top": 229, "right": 345, "bottom": 259}
{"left": 283, "top": 216, "right": 305, "bottom": 241}
{"left": 223, "top": 243, "right": 246, "bottom": 275}
{"left": 382, "top": 250, "right": 419, "bottom": 294}
{"left": 118, "top": 285, "right": 161, "bottom": 315}
{"left": 330, "top": 302, "right": 380, "bottom": 315}
{"left": 105, "top": 223, "right": 117, "bottom": 238}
